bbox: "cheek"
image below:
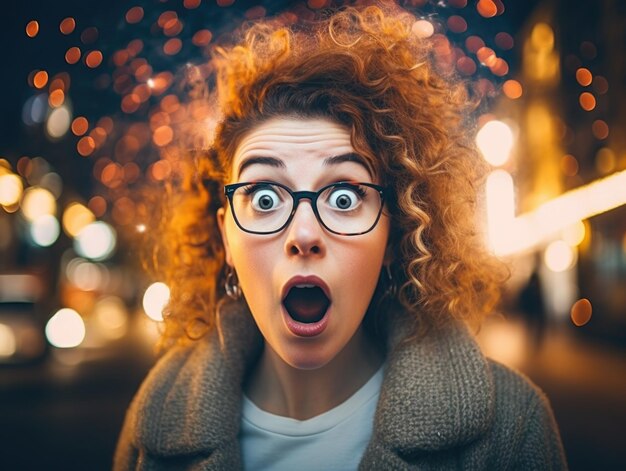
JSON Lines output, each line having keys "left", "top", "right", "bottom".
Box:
{"left": 225, "top": 221, "right": 278, "bottom": 301}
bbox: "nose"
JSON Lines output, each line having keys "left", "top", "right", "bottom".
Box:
{"left": 284, "top": 199, "right": 325, "bottom": 257}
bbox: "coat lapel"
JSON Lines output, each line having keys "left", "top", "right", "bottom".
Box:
{"left": 365, "top": 313, "right": 495, "bottom": 460}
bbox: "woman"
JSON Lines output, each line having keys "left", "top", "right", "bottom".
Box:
{"left": 115, "top": 4, "right": 567, "bottom": 470}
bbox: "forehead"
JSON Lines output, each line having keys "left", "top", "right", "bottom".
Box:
{"left": 235, "top": 117, "right": 352, "bottom": 156}
{"left": 231, "top": 117, "right": 374, "bottom": 180}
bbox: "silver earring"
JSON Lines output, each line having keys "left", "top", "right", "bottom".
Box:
{"left": 383, "top": 264, "right": 397, "bottom": 298}
{"left": 225, "top": 266, "right": 242, "bottom": 300}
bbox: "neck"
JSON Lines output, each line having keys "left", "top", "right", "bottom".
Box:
{"left": 245, "top": 327, "right": 384, "bottom": 420}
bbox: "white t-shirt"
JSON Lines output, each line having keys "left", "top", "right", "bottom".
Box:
{"left": 240, "top": 365, "right": 384, "bottom": 471}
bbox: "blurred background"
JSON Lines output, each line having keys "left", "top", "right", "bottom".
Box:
{"left": 0, "top": 0, "right": 625, "bottom": 469}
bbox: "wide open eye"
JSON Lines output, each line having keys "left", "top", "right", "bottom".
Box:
{"left": 327, "top": 185, "right": 364, "bottom": 211}
{"left": 250, "top": 186, "right": 281, "bottom": 211}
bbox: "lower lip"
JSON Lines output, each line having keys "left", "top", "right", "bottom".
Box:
{"left": 282, "top": 305, "right": 330, "bottom": 337}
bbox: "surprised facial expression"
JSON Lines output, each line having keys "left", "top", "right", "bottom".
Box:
{"left": 218, "top": 117, "right": 390, "bottom": 370}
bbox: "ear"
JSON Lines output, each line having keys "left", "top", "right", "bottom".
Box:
{"left": 217, "top": 207, "right": 234, "bottom": 267}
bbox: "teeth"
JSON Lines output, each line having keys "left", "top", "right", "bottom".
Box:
{"left": 295, "top": 284, "right": 316, "bottom": 288}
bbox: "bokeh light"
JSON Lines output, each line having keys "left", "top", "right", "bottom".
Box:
{"left": 0, "top": 174, "right": 24, "bottom": 207}
{"left": 142, "top": 282, "right": 170, "bottom": 322}
{"left": 33, "top": 70, "right": 48, "bottom": 89}
{"left": 591, "top": 120, "right": 609, "bottom": 140}
{"left": 93, "top": 296, "right": 128, "bottom": 340}
{"left": 85, "top": 50, "right": 104, "bottom": 68}
{"left": 25, "top": 20, "right": 39, "bottom": 38}
{"left": 46, "top": 105, "right": 72, "bottom": 139}
{"left": 579, "top": 92, "right": 596, "bottom": 111}
{"left": 74, "top": 221, "right": 116, "bottom": 261}
{"left": 575, "top": 67, "right": 592, "bottom": 86}
{"left": 570, "top": 298, "right": 592, "bottom": 327}
{"left": 71, "top": 116, "right": 89, "bottom": 136}
{"left": 21, "top": 187, "right": 56, "bottom": 221}
{"left": 30, "top": 215, "right": 60, "bottom": 247}
{"left": 60, "top": 17, "right": 76, "bottom": 35}
{"left": 544, "top": 240, "right": 576, "bottom": 272}
{"left": 126, "top": 6, "right": 144, "bottom": 24}
{"left": 0, "top": 323, "right": 17, "bottom": 357}
{"left": 62, "top": 202, "right": 95, "bottom": 237}
{"left": 65, "top": 47, "right": 82, "bottom": 65}
{"left": 502, "top": 79, "right": 523, "bottom": 99}
{"left": 45, "top": 308, "right": 85, "bottom": 348}
{"left": 476, "top": 120, "right": 514, "bottom": 166}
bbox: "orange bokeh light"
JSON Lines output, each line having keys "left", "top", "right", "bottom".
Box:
{"left": 477, "top": 0, "right": 497, "bottom": 18}
{"left": 490, "top": 58, "right": 509, "bottom": 76}
{"left": 33, "top": 70, "right": 49, "bottom": 89}
{"left": 184, "top": 0, "right": 202, "bottom": 8}
{"left": 570, "top": 298, "right": 592, "bottom": 327}
{"left": 126, "top": 6, "right": 144, "bottom": 24}
{"left": 121, "top": 94, "right": 141, "bottom": 114}
{"left": 77, "top": 136, "right": 96, "bottom": 157}
{"left": 101, "top": 162, "right": 124, "bottom": 188}
{"left": 90, "top": 127, "right": 108, "bottom": 147}
{"left": 158, "top": 11, "right": 177, "bottom": 27}
{"left": 164, "top": 18, "right": 183, "bottom": 37}
{"left": 163, "top": 38, "right": 182, "bottom": 55}
{"left": 153, "top": 126, "right": 174, "bottom": 147}
{"left": 576, "top": 68, "right": 592, "bottom": 86}
{"left": 151, "top": 160, "right": 172, "bottom": 181}
{"left": 71, "top": 117, "right": 89, "bottom": 136}
{"left": 65, "top": 46, "right": 82, "bottom": 65}
{"left": 48, "top": 89, "right": 65, "bottom": 108}
{"left": 98, "top": 116, "right": 114, "bottom": 134}
{"left": 502, "top": 80, "right": 523, "bottom": 99}
{"left": 85, "top": 50, "right": 104, "bottom": 68}
{"left": 88, "top": 195, "right": 107, "bottom": 218}
{"left": 161, "top": 95, "right": 180, "bottom": 113}
{"left": 476, "top": 47, "right": 497, "bottom": 67}
{"left": 192, "top": 29, "right": 212, "bottom": 47}
{"left": 26, "top": 20, "right": 39, "bottom": 38}
{"left": 579, "top": 92, "right": 596, "bottom": 111}
{"left": 592, "top": 120, "right": 609, "bottom": 140}
{"left": 127, "top": 39, "right": 144, "bottom": 57}
{"left": 60, "top": 17, "right": 76, "bottom": 35}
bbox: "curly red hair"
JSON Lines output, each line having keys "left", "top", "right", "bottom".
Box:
{"left": 149, "top": 3, "right": 507, "bottom": 349}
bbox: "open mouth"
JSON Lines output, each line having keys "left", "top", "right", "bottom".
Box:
{"left": 283, "top": 285, "right": 331, "bottom": 324}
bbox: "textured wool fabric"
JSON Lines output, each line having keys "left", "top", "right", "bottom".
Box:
{"left": 114, "top": 302, "right": 568, "bottom": 470}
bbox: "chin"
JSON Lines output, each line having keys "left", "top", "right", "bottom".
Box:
{"left": 279, "top": 344, "right": 338, "bottom": 371}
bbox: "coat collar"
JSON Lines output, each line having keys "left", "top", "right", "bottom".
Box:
{"left": 129, "top": 303, "right": 494, "bottom": 458}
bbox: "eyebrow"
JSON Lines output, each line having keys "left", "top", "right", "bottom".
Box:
{"left": 237, "top": 156, "right": 285, "bottom": 179}
{"left": 323, "top": 153, "right": 373, "bottom": 176}
{"left": 236, "top": 153, "right": 372, "bottom": 179}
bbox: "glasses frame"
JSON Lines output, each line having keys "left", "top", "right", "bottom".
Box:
{"left": 224, "top": 180, "right": 387, "bottom": 236}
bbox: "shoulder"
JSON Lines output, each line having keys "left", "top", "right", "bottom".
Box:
{"left": 484, "top": 359, "right": 568, "bottom": 470}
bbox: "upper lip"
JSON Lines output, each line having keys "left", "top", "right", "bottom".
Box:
{"left": 281, "top": 275, "right": 331, "bottom": 302}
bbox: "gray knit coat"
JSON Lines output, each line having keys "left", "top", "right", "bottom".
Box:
{"left": 114, "top": 302, "right": 567, "bottom": 470}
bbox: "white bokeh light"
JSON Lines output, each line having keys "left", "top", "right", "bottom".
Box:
{"left": 476, "top": 120, "right": 515, "bottom": 167}
{"left": 45, "top": 308, "right": 86, "bottom": 348}
{"left": 30, "top": 215, "right": 60, "bottom": 247}
{"left": 74, "top": 221, "right": 116, "bottom": 261}
{"left": 142, "top": 282, "right": 170, "bottom": 322}
{"left": 21, "top": 187, "right": 56, "bottom": 221}
{"left": 544, "top": 240, "right": 576, "bottom": 273}
{"left": 46, "top": 105, "right": 72, "bottom": 139}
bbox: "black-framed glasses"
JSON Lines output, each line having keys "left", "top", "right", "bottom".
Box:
{"left": 224, "top": 181, "right": 387, "bottom": 236}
